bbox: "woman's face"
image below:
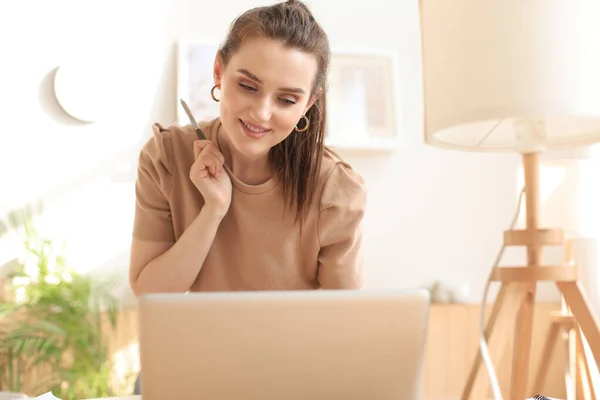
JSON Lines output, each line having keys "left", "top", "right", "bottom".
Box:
{"left": 213, "top": 36, "right": 318, "bottom": 160}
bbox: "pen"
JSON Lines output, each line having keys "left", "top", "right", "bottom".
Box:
{"left": 179, "top": 99, "right": 207, "bottom": 140}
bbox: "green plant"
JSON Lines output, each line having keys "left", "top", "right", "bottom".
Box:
{"left": 0, "top": 204, "right": 120, "bottom": 399}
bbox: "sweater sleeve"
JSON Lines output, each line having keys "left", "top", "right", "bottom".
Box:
{"left": 132, "top": 123, "right": 176, "bottom": 243}
{"left": 317, "top": 162, "right": 367, "bottom": 289}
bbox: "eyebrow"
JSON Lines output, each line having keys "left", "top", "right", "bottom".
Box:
{"left": 237, "top": 68, "right": 306, "bottom": 94}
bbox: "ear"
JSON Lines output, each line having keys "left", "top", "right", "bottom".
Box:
{"left": 213, "top": 51, "right": 224, "bottom": 87}
{"left": 303, "top": 94, "right": 318, "bottom": 114}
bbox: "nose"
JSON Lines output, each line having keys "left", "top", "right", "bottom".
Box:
{"left": 249, "top": 97, "right": 272, "bottom": 123}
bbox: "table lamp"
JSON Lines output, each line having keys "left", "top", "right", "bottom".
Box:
{"left": 419, "top": 1, "right": 600, "bottom": 399}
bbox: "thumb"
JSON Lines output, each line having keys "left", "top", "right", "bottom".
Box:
{"left": 193, "top": 140, "right": 202, "bottom": 159}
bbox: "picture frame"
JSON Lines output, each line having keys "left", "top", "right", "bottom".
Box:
{"left": 176, "top": 40, "right": 221, "bottom": 125}
{"left": 325, "top": 48, "right": 403, "bottom": 151}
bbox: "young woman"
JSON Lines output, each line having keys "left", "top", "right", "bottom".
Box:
{"left": 128, "top": 0, "right": 366, "bottom": 296}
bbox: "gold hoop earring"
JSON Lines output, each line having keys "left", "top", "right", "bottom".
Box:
{"left": 211, "top": 85, "right": 220, "bottom": 102}
{"left": 295, "top": 114, "right": 309, "bottom": 132}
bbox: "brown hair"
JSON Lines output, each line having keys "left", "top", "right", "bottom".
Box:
{"left": 219, "top": 0, "right": 330, "bottom": 222}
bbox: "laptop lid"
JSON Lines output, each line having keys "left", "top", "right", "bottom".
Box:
{"left": 138, "top": 289, "right": 430, "bottom": 400}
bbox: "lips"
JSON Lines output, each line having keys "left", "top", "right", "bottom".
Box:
{"left": 239, "top": 119, "right": 270, "bottom": 139}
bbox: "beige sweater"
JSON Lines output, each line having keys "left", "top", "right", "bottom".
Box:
{"left": 132, "top": 118, "right": 366, "bottom": 291}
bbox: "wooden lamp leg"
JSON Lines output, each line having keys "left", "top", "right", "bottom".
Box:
{"left": 575, "top": 326, "right": 596, "bottom": 400}
{"left": 557, "top": 282, "right": 600, "bottom": 366}
{"left": 461, "top": 284, "right": 508, "bottom": 399}
{"left": 531, "top": 320, "right": 561, "bottom": 395}
{"left": 531, "top": 241, "right": 599, "bottom": 400}
{"left": 509, "top": 153, "right": 541, "bottom": 400}
{"left": 461, "top": 151, "right": 600, "bottom": 400}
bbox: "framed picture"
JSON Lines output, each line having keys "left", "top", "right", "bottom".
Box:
{"left": 176, "top": 40, "right": 221, "bottom": 125}
{"left": 325, "top": 49, "right": 403, "bottom": 151}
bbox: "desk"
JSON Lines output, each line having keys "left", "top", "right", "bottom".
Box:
{"left": 84, "top": 397, "right": 544, "bottom": 400}
{"left": 85, "top": 397, "right": 140, "bottom": 400}
{"left": 87, "top": 398, "right": 458, "bottom": 400}
{"left": 84, "top": 397, "right": 140, "bottom": 400}
{"left": 82, "top": 395, "right": 456, "bottom": 399}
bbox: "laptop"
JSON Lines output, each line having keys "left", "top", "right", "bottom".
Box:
{"left": 137, "top": 289, "right": 430, "bottom": 400}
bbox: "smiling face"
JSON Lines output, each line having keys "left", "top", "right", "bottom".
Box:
{"left": 213, "top": 36, "right": 318, "bottom": 160}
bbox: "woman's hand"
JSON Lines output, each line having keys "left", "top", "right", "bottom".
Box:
{"left": 190, "top": 140, "right": 232, "bottom": 217}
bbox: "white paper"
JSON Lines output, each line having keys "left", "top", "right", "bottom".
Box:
{"left": 33, "top": 392, "right": 61, "bottom": 400}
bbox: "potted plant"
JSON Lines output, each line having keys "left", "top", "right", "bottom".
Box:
{"left": 0, "top": 204, "right": 120, "bottom": 399}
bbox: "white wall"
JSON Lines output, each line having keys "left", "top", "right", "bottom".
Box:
{"left": 1, "top": 0, "right": 537, "bottom": 303}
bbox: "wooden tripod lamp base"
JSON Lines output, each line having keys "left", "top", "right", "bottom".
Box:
{"left": 462, "top": 152, "right": 600, "bottom": 400}
{"left": 533, "top": 296, "right": 598, "bottom": 400}
{"left": 419, "top": 2, "right": 600, "bottom": 398}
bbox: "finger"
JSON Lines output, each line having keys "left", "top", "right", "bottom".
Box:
{"left": 195, "top": 151, "right": 219, "bottom": 175}
{"left": 203, "top": 156, "right": 216, "bottom": 176}
{"left": 208, "top": 147, "right": 225, "bottom": 166}
{"left": 193, "top": 140, "right": 213, "bottom": 159}
{"left": 192, "top": 155, "right": 208, "bottom": 173}
{"left": 191, "top": 152, "right": 212, "bottom": 176}
{"left": 190, "top": 164, "right": 209, "bottom": 180}
{"left": 193, "top": 142, "right": 225, "bottom": 178}
{"left": 200, "top": 146, "right": 224, "bottom": 168}
{"left": 193, "top": 140, "right": 202, "bottom": 159}
{"left": 203, "top": 154, "right": 221, "bottom": 176}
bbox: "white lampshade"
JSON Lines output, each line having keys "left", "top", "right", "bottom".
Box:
{"left": 420, "top": 0, "right": 600, "bottom": 152}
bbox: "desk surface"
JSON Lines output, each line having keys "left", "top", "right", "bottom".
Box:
{"left": 85, "top": 397, "right": 140, "bottom": 400}
{"left": 86, "top": 397, "right": 461, "bottom": 400}
{"left": 85, "top": 397, "right": 550, "bottom": 400}
{"left": 85, "top": 397, "right": 463, "bottom": 400}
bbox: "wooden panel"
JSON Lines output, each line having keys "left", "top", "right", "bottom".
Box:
{"left": 423, "top": 302, "right": 567, "bottom": 399}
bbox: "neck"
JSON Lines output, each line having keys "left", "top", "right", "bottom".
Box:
{"left": 217, "top": 129, "right": 272, "bottom": 185}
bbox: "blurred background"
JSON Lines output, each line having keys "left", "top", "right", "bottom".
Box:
{"left": 2, "top": 0, "right": 600, "bottom": 398}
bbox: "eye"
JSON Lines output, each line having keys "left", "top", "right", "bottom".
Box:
{"left": 239, "top": 83, "right": 256, "bottom": 91}
{"left": 279, "top": 98, "right": 296, "bottom": 105}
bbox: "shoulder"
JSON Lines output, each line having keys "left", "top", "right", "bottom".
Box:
{"left": 138, "top": 117, "right": 221, "bottom": 169}
{"left": 136, "top": 118, "right": 221, "bottom": 193}
{"left": 317, "top": 147, "right": 366, "bottom": 208}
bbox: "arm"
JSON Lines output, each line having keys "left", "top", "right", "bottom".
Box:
{"left": 128, "top": 124, "right": 230, "bottom": 295}
{"left": 317, "top": 162, "right": 367, "bottom": 289}
{"left": 129, "top": 205, "right": 224, "bottom": 295}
